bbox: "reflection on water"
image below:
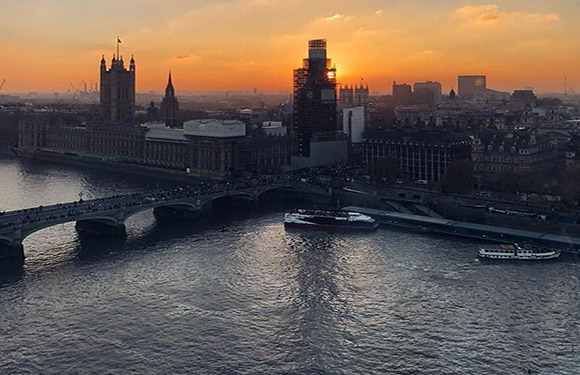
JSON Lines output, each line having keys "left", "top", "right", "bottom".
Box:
{"left": 1, "top": 156, "right": 580, "bottom": 375}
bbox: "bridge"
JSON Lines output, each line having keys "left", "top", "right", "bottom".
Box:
{"left": 0, "top": 178, "right": 329, "bottom": 263}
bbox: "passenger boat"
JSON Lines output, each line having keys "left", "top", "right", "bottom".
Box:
{"left": 284, "top": 209, "right": 378, "bottom": 232}
{"left": 478, "top": 243, "right": 560, "bottom": 260}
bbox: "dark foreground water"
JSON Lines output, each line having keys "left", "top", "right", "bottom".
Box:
{"left": 1, "top": 156, "right": 580, "bottom": 375}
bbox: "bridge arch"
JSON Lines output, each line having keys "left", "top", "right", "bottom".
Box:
{"left": 20, "top": 215, "right": 121, "bottom": 244}
{"left": 255, "top": 184, "right": 298, "bottom": 199}
{"left": 123, "top": 201, "right": 198, "bottom": 221}
{"left": 200, "top": 191, "right": 256, "bottom": 210}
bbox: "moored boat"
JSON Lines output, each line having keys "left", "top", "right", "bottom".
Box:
{"left": 478, "top": 243, "right": 560, "bottom": 260}
{"left": 284, "top": 209, "right": 378, "bottom": 232}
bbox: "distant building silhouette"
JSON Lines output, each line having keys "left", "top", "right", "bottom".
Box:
{"left": 354, "top": 83, "right": 369, "bottom": 107}
{"left": 160, "top": 72, "right": 180, "bottom": 128}
{"left": 340, "top": 83, "right": 369, "bottom": 107}
{"left": 413, "top": 81, "right": 442, "bottom": 104}
{"left": 146, "top": 101, "right": 159, "bottom": 122}
{"left": 339, "top": 85, "right": 354, "bottom": 104}
{"left": 458, "top": 75, "right": 486, "bottom": 100}
{"left": 100, "top": 54, "right": 136, "bottom": 124}
{"left": 392, "top": 81, "right": 412, "bottom": 103}
{"left": 292, "top": 39, "right": 338, "bottom": 157}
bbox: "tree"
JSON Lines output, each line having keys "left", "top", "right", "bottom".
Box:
{"left": 442, "top": 160, "right": 474, "bottom": 194}
{"left": 560, "top": 167, "right": 580, "bottom": 203}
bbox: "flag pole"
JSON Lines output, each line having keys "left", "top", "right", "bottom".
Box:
{"left": 116, "top": 36, "right": 120, "bottom": 60}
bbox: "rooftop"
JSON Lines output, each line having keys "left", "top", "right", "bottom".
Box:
{"left": 365, "top": 129, "right": 471, "bottom": 146}
{"left": 183, "top": 119, "right": 246, "bottom": 138}
{"left": 144, "top": 126, "right": 187, "bottom": 143}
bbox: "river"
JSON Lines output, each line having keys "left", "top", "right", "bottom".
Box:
{"left": 1, "top": 156, "right": 580, "bottom": 374}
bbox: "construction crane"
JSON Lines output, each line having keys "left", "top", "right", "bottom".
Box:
{"left": 0, "top": 79, "right": 6, "bottom": 91}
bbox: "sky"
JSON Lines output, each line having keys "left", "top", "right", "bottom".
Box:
{"left": 1, "top": 0, "right": 579, "bottom": 94}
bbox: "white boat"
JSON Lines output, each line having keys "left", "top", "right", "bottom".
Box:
{"left": 478, "top": 243, "right": 560, "bottom": 260}
{"left": 284, "top": 209, "right": 378, "bottom": 232}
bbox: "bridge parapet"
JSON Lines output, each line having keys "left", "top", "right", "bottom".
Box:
{"left": 0, "top": 179, "right": 330, "bottom": 263}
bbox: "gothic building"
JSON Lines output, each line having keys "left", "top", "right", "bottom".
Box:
{"left": 292, "top": 39, "right": 337, "bottom": 157}
{"left": 339, "top": 83, "right": 369, "bottom": 107}
{"left": 160, "top": 72, "right": 180, "bottom": 128}
{"left": 100, "top": 54, "right": 136, "bottom": 124}
{"left": 17, "top": 114, "right": 292, "bottom": 180}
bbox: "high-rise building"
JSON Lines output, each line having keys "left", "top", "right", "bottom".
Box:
{"left": 392, "top": 81, "right": 412, "bottom": 103}
{"left": 413, "top": 81, "right": 442, "bottom": 104}
{"left": 292, "top": 39, "right": 337, "bottom": 157}
{"left": 342, "top": 107, "right": 366, "bottom": 143}
{"left": 458, "top": 75, "right": 486, "bottom": 99}
{"left": 160, "top": 72, "right": 180, "bottom": 128}
{"left": 100, "top": 54, "right": 136, "bottom": 124}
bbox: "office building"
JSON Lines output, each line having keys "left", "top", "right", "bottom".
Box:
{"left": 395, "top": 105, "right": 435, "bottom": 126}
{"left": 393, "top": 81, "right": 412, "bottom": 103}
{"left": 413, "top": 81, "right": 442, "bottom": 104}
{"left": 458, "top": 75, "right": 486, "bottom": 100}
{"left": 342, "top": 107, "right": 366, "bottom": 143}
{"left": 365, "top": 130, "right": 471, "bottom": 182}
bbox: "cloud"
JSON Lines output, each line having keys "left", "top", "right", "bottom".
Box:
{"left": 453, "top": 4, "right": 560, "bottom": 25}
{"left": 322, "top": 14, "right": 348, "bottom": 21}
{"left": 454, "top": 4, "right": 498, "bottom": 18}
{"left": 375, "top": 10, "right": 383, "bottom": 16}
{"left": 169, "top": 54, "right": 202, "bottom": 63}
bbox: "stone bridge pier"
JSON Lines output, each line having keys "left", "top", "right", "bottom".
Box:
{"left": 0, "top": 242, "right": 25, "bottom": 265}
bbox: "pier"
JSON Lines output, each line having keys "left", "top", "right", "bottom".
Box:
{"left": 343, "top": 206, "right": 580, "bottom": 251}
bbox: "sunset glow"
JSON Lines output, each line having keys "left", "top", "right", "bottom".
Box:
{"left": 1, "top": 0, "right": 579, "bottom": 93}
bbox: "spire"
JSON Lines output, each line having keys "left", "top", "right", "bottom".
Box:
{"left": 100, "top": 55, "right": 106, "bottom": 70}
{"left": 165, "top": 71, "right": 175, "bottom": 97}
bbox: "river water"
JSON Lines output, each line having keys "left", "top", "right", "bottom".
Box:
{"left": 1, "top": 156, "right": 580, "bottom": 375}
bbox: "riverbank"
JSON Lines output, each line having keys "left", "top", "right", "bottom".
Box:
{"left": 338, "top": 182, "right": 580, "bottom": 238}
{"left": 13, "top": 149, "right": 204, "bottom": 184}
{"left": 344, "top": 206, "right": 580, "bottom": 251}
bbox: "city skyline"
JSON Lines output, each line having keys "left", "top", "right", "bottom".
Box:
{"left": 1, "top": 0, "right": 579, "bottom": 94}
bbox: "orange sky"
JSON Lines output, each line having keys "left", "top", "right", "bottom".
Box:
{"left": 1, "top": 0, "right": 579, "bottom": 94}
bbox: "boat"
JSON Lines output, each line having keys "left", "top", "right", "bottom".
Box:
{"left": 284, "top": 209, "right": 378, "bottom": 232}
{"left": 478, "top": 243, "right": 560, "bottom": 260}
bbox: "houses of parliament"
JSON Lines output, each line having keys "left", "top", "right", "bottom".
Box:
{"left": 18, "top": 52, "right": 291, "bottom": 180}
